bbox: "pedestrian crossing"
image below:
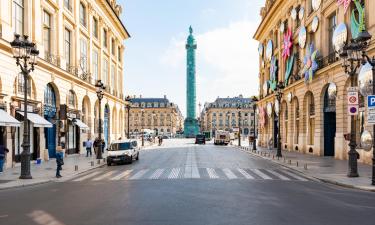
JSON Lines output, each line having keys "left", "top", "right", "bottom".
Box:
{"left": 70, "top": 167, "right": 309, "bottom": 182}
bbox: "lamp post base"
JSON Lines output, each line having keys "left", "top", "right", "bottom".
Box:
{"left": 19, "top": 151, "right": 32, "bottom": 179}
{"left": 347, "top": 150, "right": 359, "bottom": 178}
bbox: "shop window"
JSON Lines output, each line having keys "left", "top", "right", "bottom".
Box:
{"left": 68, "top": 90, "right": 76, "bottom": 108}
{"left": 17, "top": 73, "right": 32, "bottom": 97}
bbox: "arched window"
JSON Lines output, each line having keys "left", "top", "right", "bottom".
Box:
{"left": 68, "top": 90, "right": 76, "bottom": 108}
{"left": 44, "top": 84, "right": 56, "bottom": 108}
{"left": 17, "top": 74, "right": 32, "bottom": 97}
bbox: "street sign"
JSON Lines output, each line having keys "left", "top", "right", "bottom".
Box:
{"left": 347, "top": 91, "right": 359, "bottom": 105}
{"left": 347, "top": 87, "right": 358, "bottom": 92}
{"left": 368, "top": 114, "right": 375, "bottom": 124}
{"left": 367, "top": 95, "right": 375, "bottom": 108}
{"left": 348, "top": 105, "right": 358, "bottom": 116}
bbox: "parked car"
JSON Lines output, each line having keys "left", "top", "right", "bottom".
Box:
{"left": 107, "top": 140, "right": 139, "bottom": 166}
{"left": 195, "top": 134, "right": 206, "bottom": 144}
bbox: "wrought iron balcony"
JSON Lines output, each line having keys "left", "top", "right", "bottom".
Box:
{"left": 44, "top": 52, "right": 61, "bottom": 67}
{"left": 316, "top": 53, "right": 339, "bottom": 70}
{"left": 66, "top": 63, "right": 79, "bottom": 76}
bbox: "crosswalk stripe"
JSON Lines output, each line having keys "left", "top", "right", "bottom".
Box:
{"left": 266, "top": 170, "right": 290, "bottom": 180}
{"left": 129, "top": 169, "right": 149, "bottom": 180}
{"left": 237, "top": 168, "right": 254, "bottom": 179}
{"left": 149, "top": 169, "right": 164, "bottom": 179}
{"left": 92, "top": 171, "right": 116, "bottom": 181}
{"left": 72, "top": 171, "right": 102, "bottom": 182}
{"left": 279, "top": 170, "right": 308, "bottom": 181}
{"left": 110, "top": 170, "right": 133, "bottom": 181}
{"left": 168, "top": 168, "right": 180, "bottom": 179}
{"left": 250, "top": 169, "right": 272, "bottom": 180}
{"left": 222, "top": 168, "right": 237, "bottom": 179}
{"left": 206, "top": 168, "right": 219, "bottom": 179}
{"left": 192, "top": 167, "right": 200, "bottom": 178}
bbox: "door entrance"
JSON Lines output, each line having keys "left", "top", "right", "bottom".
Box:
{"left": 323, "top": 85, "right": 336, "bottom": 156}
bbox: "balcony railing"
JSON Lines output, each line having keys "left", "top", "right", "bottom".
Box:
{"left": 44, "top": 52, "right": 61, "bottom": 67}
{"left": 316, "top": 53, "right": 339, "bottom": 70}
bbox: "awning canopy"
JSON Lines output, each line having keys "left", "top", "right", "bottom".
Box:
{"left": 73, "top": 119, "right": 89, "bottom": 130}
{"left": 0, "top": 109, "right": 21, "bottom": 127}
{"left": 17, "top": 112, "right": 53, "bottom": 128}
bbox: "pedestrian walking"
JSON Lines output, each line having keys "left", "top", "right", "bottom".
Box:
{"left": 93, "top": 137, "right": 99, "bottom": 156}
{"left": 85, "top": 137, "right": 93, "bottom": 157}
{"left": 56, "top": 147, "right": 64, "bottom": 178}
{"left": 0, "top": 144, "right": 9, "bottom": 173}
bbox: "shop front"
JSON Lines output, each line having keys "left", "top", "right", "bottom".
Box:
{"left": 66, "top": 110, "right": 89, "bottom": 155}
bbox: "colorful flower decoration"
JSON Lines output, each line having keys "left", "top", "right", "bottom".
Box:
{"left": 351, "top": 0, "right": 365, "bottom": 39}
{"left": 284, "top": 54, "right": 295, "bottom": 86}
{"left": 337, "top": 0, "right": 352, "bottom": 13}
{"left": 301, "top": 43, "right": 319, "bottom": 84}
{"left": 282, "top": 28, "right": 293, "bottom": 60}
{"left": 268, "top": 56, "right": 278, "bottom": 91}
{"left": 259, "top": 107, "right": 267, "bottom": 128}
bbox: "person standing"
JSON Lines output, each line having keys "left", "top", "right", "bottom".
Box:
{"left": 86, "top": 138, "right": 93, "bottom": 157}
{"left": 0, "top": 144, "right": 9, "bottom": 173}
{"left": 56, "top": 147, "right": 64, "bottom": 178}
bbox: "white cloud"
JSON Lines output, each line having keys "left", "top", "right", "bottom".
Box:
{"left": 161, "top": 21, "right": 260, "bottom": 115}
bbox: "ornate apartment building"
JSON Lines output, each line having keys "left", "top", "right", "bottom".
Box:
{"left": 0, "top": 0, "right": 130, "bottom": 168}
{"left": 200, "top": 96, "right": 257, "bottom": 136}
{"left": 127, "top": 96, "right": 184, "bottom": 136}
{"left": 254, "top": 0, "right": 375, "bottom": 164}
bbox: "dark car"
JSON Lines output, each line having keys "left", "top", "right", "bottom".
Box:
{"left": 195, "top": 134, "right": 206, "bottom": 144}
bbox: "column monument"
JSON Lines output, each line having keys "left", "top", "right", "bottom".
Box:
{"left": 184, "top": 26, "right": 199, "bottom": 137}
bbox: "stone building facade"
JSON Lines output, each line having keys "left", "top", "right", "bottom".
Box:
{"left": 254, "top": 0, "right": 375, "bottom": 164}
{"left": 200, "top": 95, "right": 257, "bottom": 136}
{"left": 0, "top": 0, "right": 129, "bottom": 168}
{"left": 126, "top": 96, "right": 184, "bottom": 136}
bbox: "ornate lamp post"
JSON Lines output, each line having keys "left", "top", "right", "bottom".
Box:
{"left": 251, "top": 96, "right": 258, "bottom": 151}
{"left": 141, "top": 108, "right": 145, "bottom": 147}
{"left": 95, "top": 80, "right": 105, "bottom": 159}
{"left": 10, "top": 34, "right": 39, "bottom": 179}
{"left": 125, "top": 96, "right": 132, "bottom": 139}
{"left": 275, "top": 81, "right": 285, "bottom": 158}
{"left": 339, "top": 40, "right": 363, "bottom": 178}
{"left": 237, "top": 104, "right": 242, "bottom": 147}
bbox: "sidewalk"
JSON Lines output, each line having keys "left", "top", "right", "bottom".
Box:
{"left": 0, "top": 154, "right": 106, "bottom": 190}
{"left": 233, "top": 140, "right": 375, "bottom": 192}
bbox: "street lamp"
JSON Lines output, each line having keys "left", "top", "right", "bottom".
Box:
{"left": 237, "top": 104, "right": 242, "bottom": 147}
{"left": 10, "top": 34, "right": 39, "bottom": 179}
{"left": 275, "top": 81, "right": 285, "bottom": 158}
{"left": 95, "top": 80, "right": 105, "bottom": 159}
{"left": 251, "top": 96, "right": 259, "bottom": 151}
{"left": 125, "top": 96, "right": 132, "bottom": 139}
{"left": 141, "top": 108, "right": 145, "bottom": 147}
{"left": 339, "top": 40, "right": 364, "bottom": 178}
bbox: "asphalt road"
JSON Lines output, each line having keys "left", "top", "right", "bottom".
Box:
{"left": 1, "top": 143, "right": 375, "bottom": 225}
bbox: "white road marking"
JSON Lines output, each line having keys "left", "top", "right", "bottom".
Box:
{"left": 129, "top": 169, "right": 149, "bottom": 180}
{"left": 280, "top": 170, "right": 308, "bottom": 181}
{"left": 222, "top": 168, "right": 237, "bottom": 179}
{"left": 149, "top": 169, "right": 165, "bottom": 179}
{"left": 192, "top": 167, "right": 200, "bottom": 178}
{"left": 250, "top": 169, "right": 272, "bottom": 180}
{"left": 184, "top": 167, "right": 192, "bottom": 179}
{"left": 92, "top": 171, "right": 116, "bottom": 181}
{"left": 110, "top": 170, "right": 133, "bottom": 180}
{"left": 168, "top": 168, "right": 180, "bottom": 179}
{"left": 266, "top": 170, "right": 290, "bottom": 180}
{"left": 206, "top": 168, "right": 219, "bottom": 179}
{"left": 72, "top": 171, "right": 102, "bottom": 182}
{"left": 237, "top": 168, "right": 254, "bottom": 179}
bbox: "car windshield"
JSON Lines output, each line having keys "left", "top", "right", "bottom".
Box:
{"left": 197, "top": 135, "right": 204, "bottom": 138}
{"left": 109, "top": 142, "right": 132, "bottom": 151}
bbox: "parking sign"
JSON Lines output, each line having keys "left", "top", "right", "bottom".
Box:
{"left": 368, "top": 95, "right": 375, "bottom": 108}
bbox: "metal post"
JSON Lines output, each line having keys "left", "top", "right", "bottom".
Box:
{"left": 20, "top": 63, "right": 32, "bottom": 179}
{"left": 97, "top": 97, "right": 103, "bottom": 159}
{"left": 348, "top": 72, "right": 359, "bottom": 177}
{"left": 276, "top": 95, "right": 282, "bottom": 158}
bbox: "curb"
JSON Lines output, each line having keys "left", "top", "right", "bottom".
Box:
{"left": 0, "top": 161, "right": 106, "bottom": 191}
{"left": 234, "top": 146, "right": 375, "bottom": 192}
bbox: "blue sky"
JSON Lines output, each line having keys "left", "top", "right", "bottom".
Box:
{"left": 119, "top": 0, "right": 265, "bottom": 116}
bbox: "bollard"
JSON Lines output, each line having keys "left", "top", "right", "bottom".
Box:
{"left": 304, "top": 164, "right": 308, "bottom": 170}
{"left": 75, "top": 165, "right": 78, "bottom": 171}
{"left": 91, "top": 161, "right": 94, "bottom": 166}
{"left": 296, "top": 161, "right": 299, "bottom": 167}
{"left": 288, "top": 159, "right": 291, "bottom": 165}
{"left": 97, "top": 159, "right": 100, "bottom": 164}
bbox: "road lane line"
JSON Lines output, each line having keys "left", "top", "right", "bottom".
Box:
{"left": 92, "top": 171, "right": 116, "bottom": 181}
{"left": 237, "top": 168, "right": 254, "bottom": 179}
{"left": 110, "top": 170, "right": 133, "bottom": 181}
{"left": 250, "top": 169, "right": 272, "bottom": 180}
{"left": 222, "top": 168, "right": 237, "bottom": 179}
{"left": 206, "top": 168, "right": 219, "bottom": 179}
{"left": 184, "top": 167, "right": 192, "bottom": 179}
{"left": 168, "top": 168, "right": 180, "bottom": 179}
{"left": 129, "top": 169, "right": 149, "bottom": 180}
{"left": 266, "top": 169, "right": 290, "bottom": 180}
{"left": 279, "top": 170, "right": 308, "bottom": 181}
{"left": 192, "top": 167, "right": 200, "bottom": 178}
{"left": 72, "top": 171, "right": 102, "bottom": 182}
{"left": 149, "top": 169, "right": 164, "bottom": 179}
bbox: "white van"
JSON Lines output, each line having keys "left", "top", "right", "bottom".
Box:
{"left": 106, "top": 140, "right": 140, "bottom": 166}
